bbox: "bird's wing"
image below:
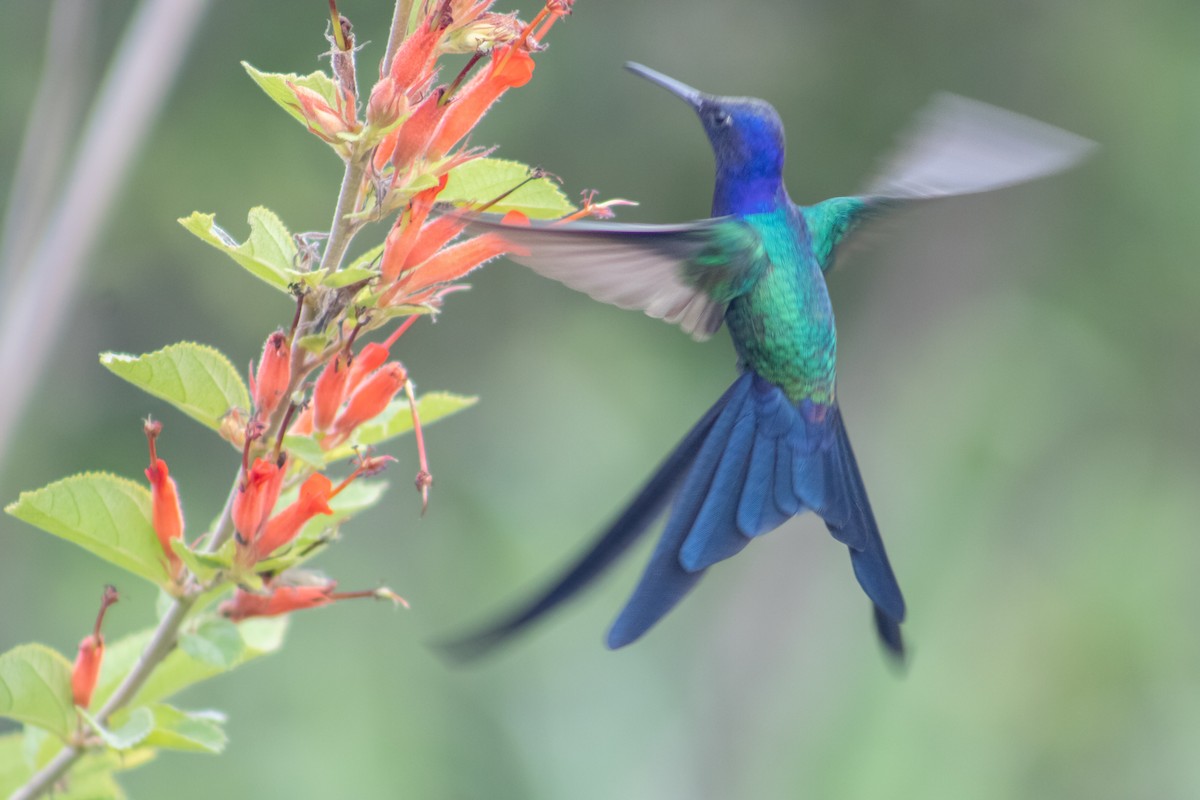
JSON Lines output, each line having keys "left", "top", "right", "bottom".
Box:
{"left": 460, "top": 215, "right": 768, "bottom": 341}
{"left": 803, "top": 92, "right": 1095, "bottom": 272}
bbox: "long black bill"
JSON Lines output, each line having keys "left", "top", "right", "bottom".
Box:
{"left": 625, "top": 62, "right": 705, "bottom": 109}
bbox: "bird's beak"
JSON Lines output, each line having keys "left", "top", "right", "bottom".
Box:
{"left": 625, "top": 62, "right": 704, "bottom": 110}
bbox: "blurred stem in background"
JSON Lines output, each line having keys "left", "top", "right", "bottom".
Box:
{"left": 0, "top": 0, "right": 211, "bottom": 465}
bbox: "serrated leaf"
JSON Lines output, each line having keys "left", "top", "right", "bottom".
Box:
{"left": 93, "top": 617, "right": 288, "bottom": 710}
{"left": 79, "top": 707, "right": 154, "bottom": 751}
{"left": 243, "top": 63, "right": 340, "bottom": 133}
{"left": 136, "top": 704, "right": 227, "bottom": 754}
{"left": 179, "top": 208, "right": 303, "bottom": 292}
{"left": 321, "top": 392, "right": 478, "bottom": 463}
{"left": 100, "top": 342, "right": 250, "bottom": 433}
{"left": 6, "top": 474, "right": 171, "bottom": 586}
{"left": 179, "top": 618, "right": 243, "bottom": 669}
{"left": 440, "top": 158, "right": 575, "bottom": 219}
{"left": 0, "top": 645, "right": 75, "bottom": 740}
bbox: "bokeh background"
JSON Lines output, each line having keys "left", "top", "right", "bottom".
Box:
{"left": 2, "top": 1, "right": 1199, "bottom": 797}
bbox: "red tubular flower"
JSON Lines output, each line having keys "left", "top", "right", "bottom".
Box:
{"left": 221, "top": 580, "right": 406, "bottom": 621}
{"left": 252, "top": 331, "right": 291, "bottom": 418}
{"left": 232, "top": 456, "right": 285, "bottom": 543}
{"left": 312, "top": 352, "right": 351, "bottom": 432}
{"left": 389, "top": 88, "right": 450, "bottom": 175}
{"left": 145, "top": 459, "right": 184, "bottom": 576}
{"left": 333, "top": 362, "right": 408, "bottom": 436}
{"left": 144, "top": 420, "right": 184, "bottom": 577}
{"left": 396, "top": 233, "right": 512, "bottom": 294}
{"left": 72, "top": 586, "right": 118, "bottom": 708}
{"left": 344, "top": 343, "right": 389, "bottom": 395}
{"left": 251, "top": 473, "right": 335, "bottom": 561}
{"left": 430, "top": 47, "right": 535, "bottom": 157}
{"left": 399, "top": 214, "right": 468, "bottom": 275}
{"left": 222, "top": 584, "right": 336, "bottom": 620}
{"left": 379, "top": 179, "right": 446, "bottom": 281}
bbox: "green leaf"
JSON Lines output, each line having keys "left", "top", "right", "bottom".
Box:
{"left": 179, "top": 207, "right": 303, "bottom": 292}
{"left": 317, "top": 266, "right": 377, "bottom": 289}
{"left": 440, "top": 158, "right": 576, "bottom": 219}
{"left": 0, "top": 734, "right": 30, "bottom": 797}
{"left": 243, "top": 63, "right": 340, "bottom": 133}
{"left": 346, "top": 242, "right": 385, "bottom": 273}
{"left": 100, "top": 342, "right": 250, "bottom": 433}
{"left": 5, "top": 473, "right": 171, "bottom": 586}
{"left": 79, "top": 707, "right": 154, "bottom": 751}
{"left": 135, "top": 704, "right": 227, "bottom": 754}
{"left": 322, "top": 392, "right": 478, "bottom": 463}
{"left": 169, "top": 538, "right": 231, "bottom": 585}
{"left": 94, "top": 617, "right": 288, "bottom": 709}
{"left": 178, "top": 618, "right": 243, "bottom": 669}
{"left": 0, "top": 732, "right": 156, "bottom": 799}
{"left": 0, "top": 645, "right": 75, "bottom": 740}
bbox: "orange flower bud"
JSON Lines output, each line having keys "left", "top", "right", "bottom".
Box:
{"left": 144, "top": 420, "right": 184, "bottom": 577}
{"left": 252, "top": 474, "right": 335, "bottom": 560}
{"left": 252, "top": 331, "right": 291, "bottom": 418}
{"left": 145, "top": 459, "right": 184, "bottom": 576}
{"left": 72, "top": 586, "right": 118, "bottom": 708}
{"left": 366, "top": 76, "right": 409, "bottom": 131}
{"left": 312, "top": 352, "right": 352, "bottom": 432}
{"left": 288, "top": 82, "right": 357, "bottom": 142}
{"left": 333, "top": 363, "right": 408, "bottom": 435}
{"left": 232, "top": 457, "right": 285, "bottom": 544}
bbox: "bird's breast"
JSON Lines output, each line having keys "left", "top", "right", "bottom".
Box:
{"left": 725, "top": 212, "right": 837, "bottom": 404}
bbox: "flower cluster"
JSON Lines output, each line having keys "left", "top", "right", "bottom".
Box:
{"left": 136, "top": 0, "right": 577, "bottom": 622}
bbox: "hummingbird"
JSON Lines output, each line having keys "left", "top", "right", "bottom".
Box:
{"left": 446, "top": 63, "right": 1092, "bottom": 659}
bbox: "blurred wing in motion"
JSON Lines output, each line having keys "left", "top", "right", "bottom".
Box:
{"left": 460, "top": 215, "right": 768, "bottom": 341}
{"left": 804, "top": 93, "right": 1096, "bottom": 271}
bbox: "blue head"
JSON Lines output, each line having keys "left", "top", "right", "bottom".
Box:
{"left": 627, "top": 62, "right": 787, "bottom": 215}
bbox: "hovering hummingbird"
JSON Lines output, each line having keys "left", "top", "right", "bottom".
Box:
{"left": 446, "top": 63, "right": 1092, "bottom": 659}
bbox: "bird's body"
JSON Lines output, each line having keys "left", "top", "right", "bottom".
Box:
{"left": 726, "top": 204, "right": 836, "bottom": 404}
{"left": 446, "top": 64, "right": 1092, "bottom": 659}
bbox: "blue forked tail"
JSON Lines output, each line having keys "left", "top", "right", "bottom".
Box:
{"left": 441, "top": 371, "right": 906, "bottom": 660}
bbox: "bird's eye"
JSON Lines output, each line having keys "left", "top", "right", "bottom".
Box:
{"left": 713, "top": 110, "right": 732, "bottom": 127}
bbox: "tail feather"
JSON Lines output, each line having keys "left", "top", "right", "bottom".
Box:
{"left": 605, "top": 375, "right": 754, "bottom": 647}
{"left": 823, "top": 409, "right": 907, "bottom": 656}
{"left": 438, "top": 374, "right": 749, "bottom": 659}
{"left": 441, "top": 371, "right": 908, "bottom": 659}
{"left": 678, "top": 412, "right": 757, "bottom": 570}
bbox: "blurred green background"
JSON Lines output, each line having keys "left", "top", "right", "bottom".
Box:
{"left": 3, "top": 1, "right": 1199, "bottom": 797}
